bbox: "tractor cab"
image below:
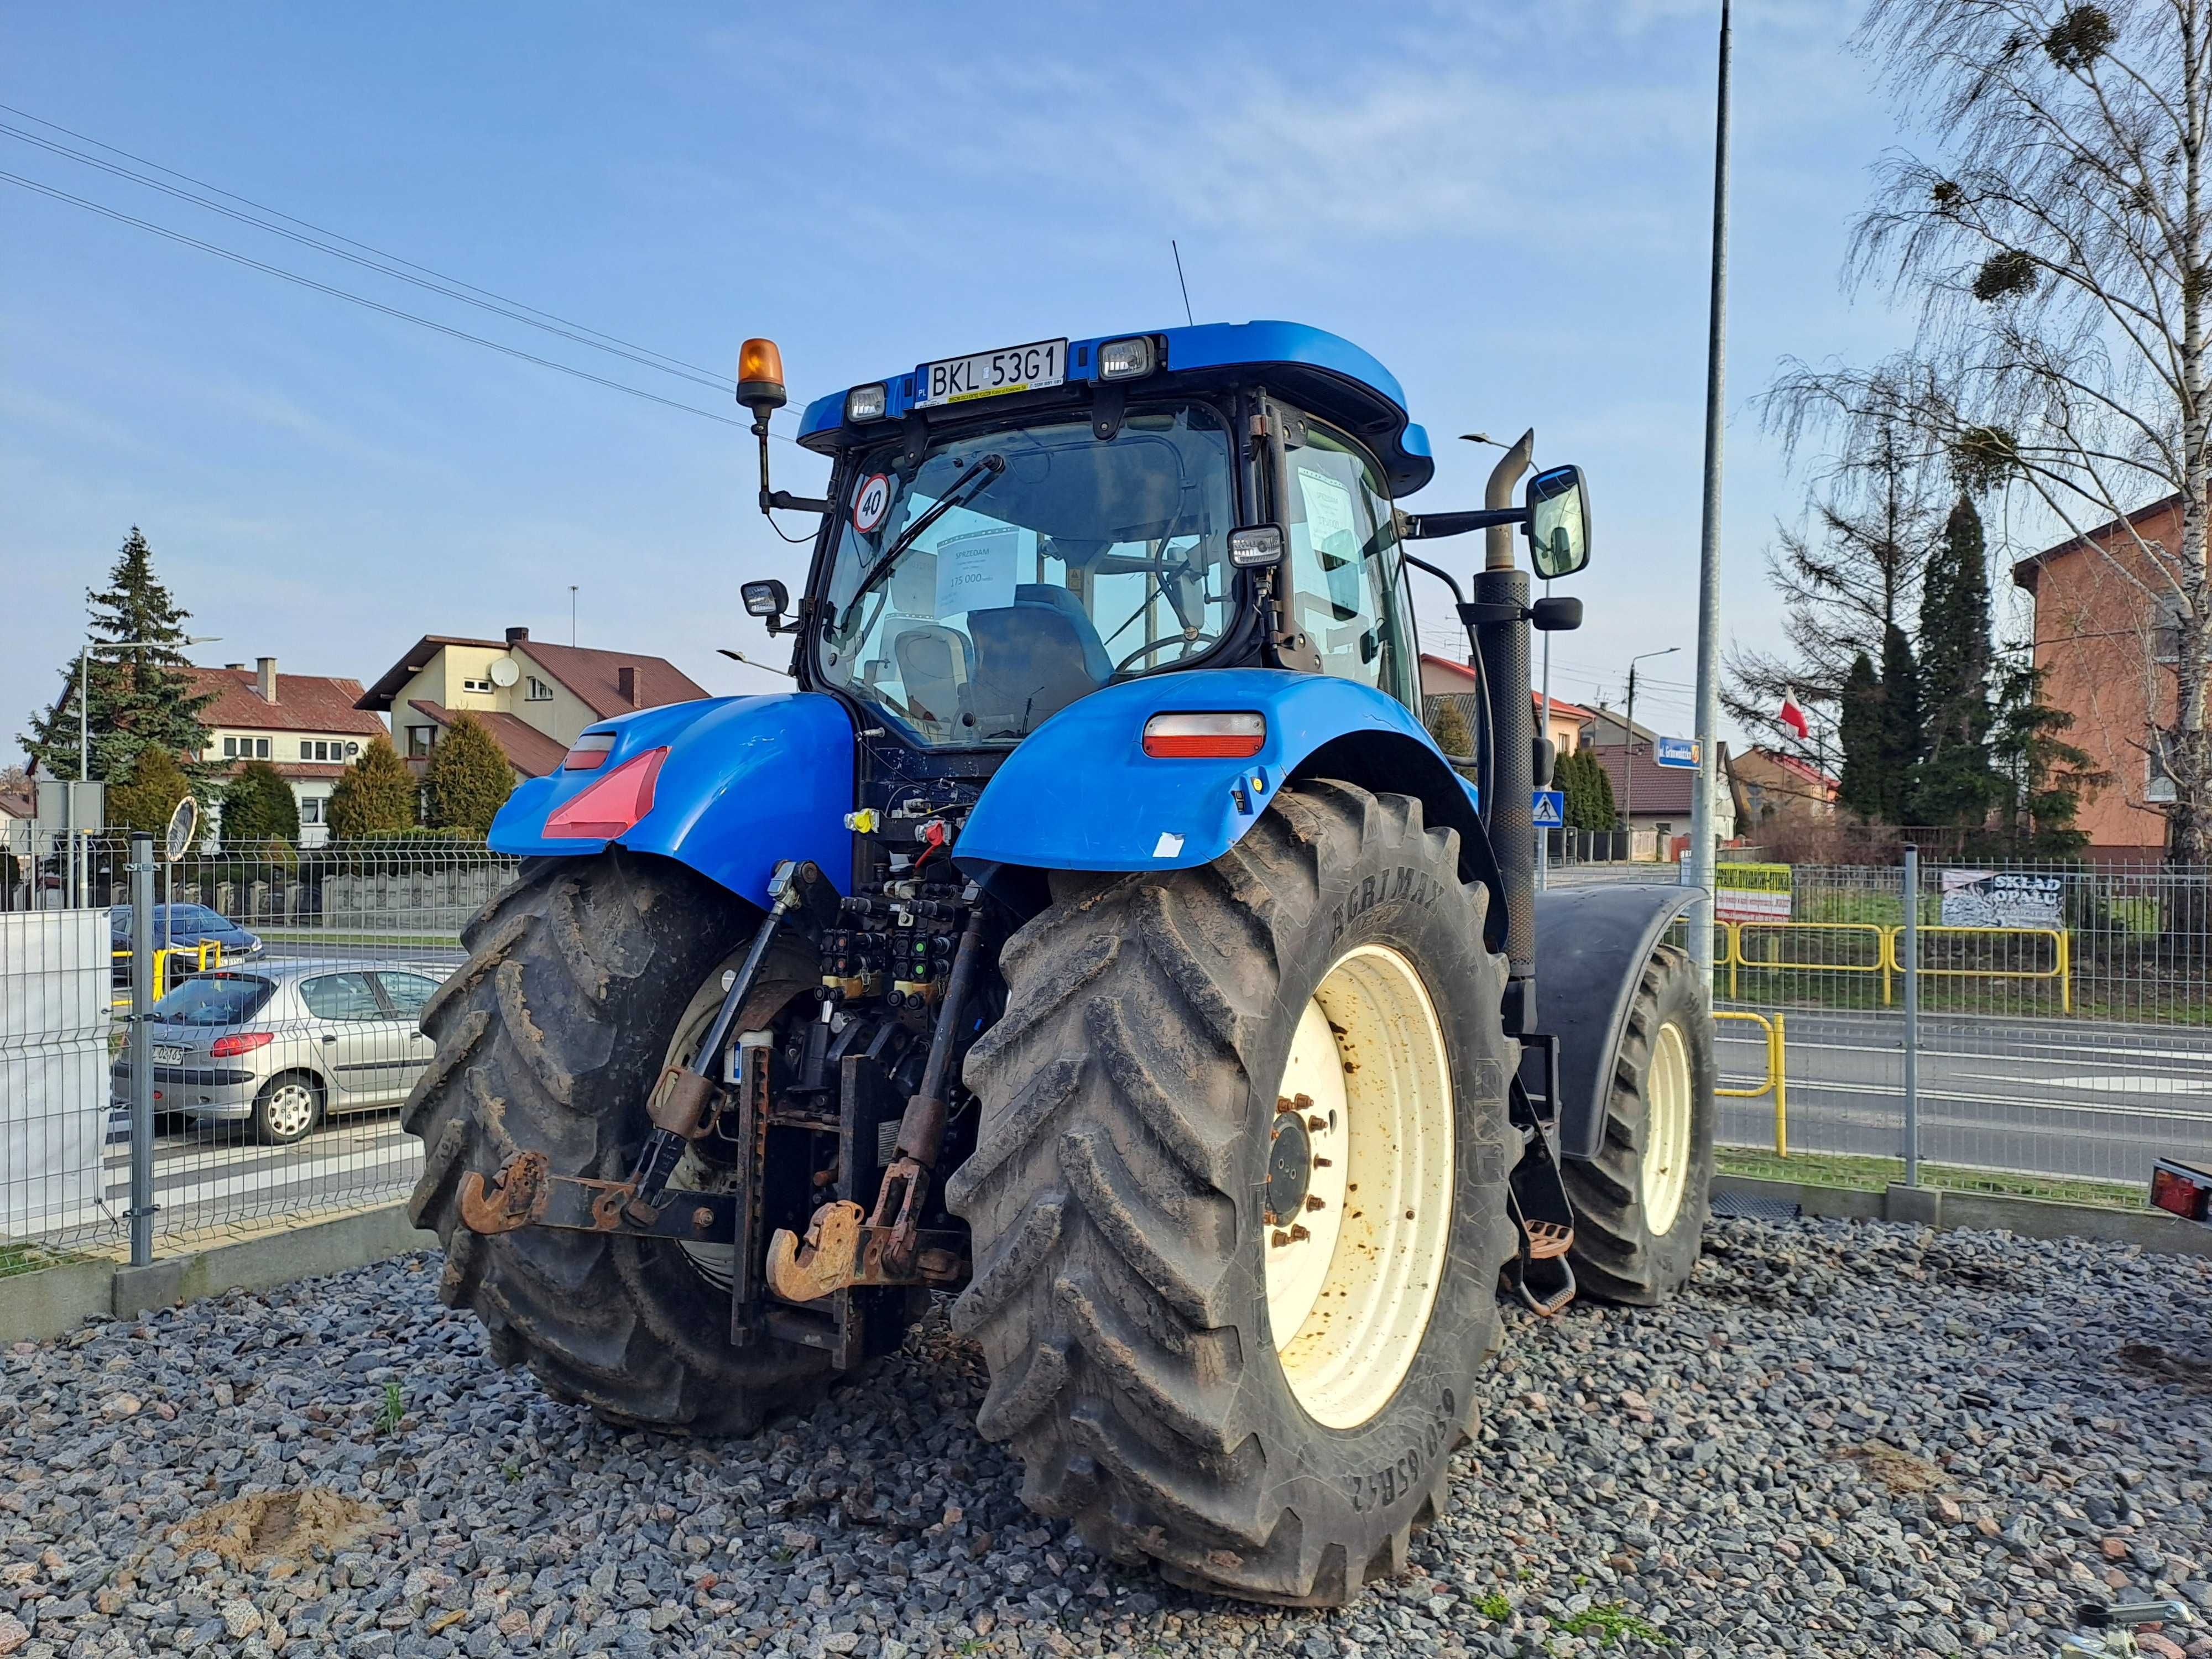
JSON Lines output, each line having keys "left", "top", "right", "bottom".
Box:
{"left": 741, "top": 324, "right": 1452, "bottom": 750}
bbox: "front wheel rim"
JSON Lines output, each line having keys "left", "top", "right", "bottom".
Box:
{"left": 1263, "top": 945, "right": 1454, "bottom": 1431}
{"left": 265, "top": 1083, "right": 316, "bottom": 1139}
{"left": 1642, "top": 1021, "right": 1693, "bottom": 1235}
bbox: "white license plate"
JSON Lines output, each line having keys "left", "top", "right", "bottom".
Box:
{"left": 153, "top": 1045, "right": 189, "bottom": 1065}
{"left": 916, "top": 338, "right": 1067, "bottom": 408}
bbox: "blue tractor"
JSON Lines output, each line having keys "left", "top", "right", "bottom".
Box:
{"left": 405, "top": 321, "right": 1715, "bottom": 1604}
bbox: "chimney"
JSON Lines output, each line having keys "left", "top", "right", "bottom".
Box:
{"left": 617, "top": 665, "right": 639, "bottom": 706}
{"left": 256, "top": 657, "right": 278, "bottom": 703}
{"left": 223, "top": 663, "right": 246, "bottom": 672}
{"left": 505, "top": 627, "right": 530, "bottom": 646}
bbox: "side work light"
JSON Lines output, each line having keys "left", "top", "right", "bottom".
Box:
{"left": 845, "top": 383, "right": 888, "bottom": 422}
{"left": 1097, "top": 336, "right": 1156, "bottom": 380}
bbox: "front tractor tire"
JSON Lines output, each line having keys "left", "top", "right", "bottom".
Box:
{"left": 402, "top": 851, "right": 831, "bottom": 1434}
{"left": 1561, "top": 943, "right": 1717, "bottom": 1305}
{"left": 949, "top": 781, "right": 1519, "bottom": 1605}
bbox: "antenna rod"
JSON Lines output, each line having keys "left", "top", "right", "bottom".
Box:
{"left": 1171, "top": 239, "right": 1193, "bottom": 326}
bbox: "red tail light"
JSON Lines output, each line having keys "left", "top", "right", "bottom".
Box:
{"left": 210, "top": 1031, "right": 274, "bottom": 1058}
{"left": 546, "top": 747, "right": 669, "bottom": 839}
{"left": 1142, "top": 711, "right": 1266, "bottom": 759}
{"left": 562, "top": 731, "right": 617, "bottom": 770}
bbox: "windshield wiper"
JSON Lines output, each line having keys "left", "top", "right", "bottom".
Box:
{"left": 842, "top": 453, "right": 1006, "bottom": 620}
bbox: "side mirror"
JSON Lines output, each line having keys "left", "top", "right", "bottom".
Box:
{"left": 1530, "top": 596, "right": 1583, "bottom": 632}
{"left": 1525, "top": 465, "right": 1592, "bottom": 580}
{"left": 741, "top": 578, "right": 790, "bottom": 634}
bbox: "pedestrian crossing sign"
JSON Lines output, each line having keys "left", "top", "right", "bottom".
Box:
{"left": 1531, "top": 789, "right": 1564, "bottom": 828}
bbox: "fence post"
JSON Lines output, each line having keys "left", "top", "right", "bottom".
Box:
{"left": 1901, "top": 844, "right": 1920, "bottom": 1189}
{"left": 1772, "top": 1011, "right": 1787, "bottom": 1158}
{"left": 128, "top": 832, "right": 158, "bottom": 1266}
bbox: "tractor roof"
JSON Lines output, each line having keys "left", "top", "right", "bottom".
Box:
{"left": 795, "top": 320, "right": 1435, "bottom": 494}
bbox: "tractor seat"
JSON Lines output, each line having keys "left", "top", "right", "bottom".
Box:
{"left": 963, "top": 585, "right": 1112, "bottom": 738}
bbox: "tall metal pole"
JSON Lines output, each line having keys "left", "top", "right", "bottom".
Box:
{"left": 1686, "top": 0, "right": 1732, "bottom": 975}
{"left": 128, "top": 832, "right": 156, "bottom": 1266}
{"left": 1538, "top": 578, "right": 1553, "bottom": 890}
{"left": 75, "top": 650, "right": 89, "bottom": 908}
{"left": 1624, "top": 666, "right": 1639, "bottom": 846}
{"left": 1901, "top": 844, "right": 1921, "bottom": 1187}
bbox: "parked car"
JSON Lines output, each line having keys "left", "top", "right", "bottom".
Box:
{"left": 108, "top": 959, "right": 450, "bottom": 1144}
{"left": 108, "top": 903, "right": 263, "bottom": 976}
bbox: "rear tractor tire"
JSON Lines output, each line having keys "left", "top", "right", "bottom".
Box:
{"left": 1562, "top": 943, "right": 1716, "bottom": 1305}
{"left": 402, "top": 850, "right": 832, "bottom": 1434}
{"left": 950, "top": 780, "right": 1519, "bottom": 1605}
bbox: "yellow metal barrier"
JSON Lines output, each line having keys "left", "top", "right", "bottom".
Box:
{"left": 1714, "top": 1009, "right": 1788, "bottom": 1156}
{"left": 111, "top": 940, "right": 222, "bottom": 1010}
{"left": 1881, "top": 925, "right": 2071, "bottom": 1013}
{"left": 1728, "top": 921, "right": 1895, "bottom": 1004}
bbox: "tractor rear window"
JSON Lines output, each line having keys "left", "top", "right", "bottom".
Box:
{"left": 816, "top": 405, "right": 1237, "bottom": 745}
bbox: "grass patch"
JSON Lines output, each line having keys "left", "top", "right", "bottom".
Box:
{"left": 1560, "top": 1603, "right": 1664, "bottom": 1645}
{"left": 1717, "top": 1145, "right": 2145, "bottom": 1209}
{"left": 374, "top": 1381, "right": 406, "bottom": 1436}
{"left": 0, "top": 1240, "right": 95, "bottom": 1280}
{"left": 1474, "top": 1591, "right": 1512, "bottom": 1621}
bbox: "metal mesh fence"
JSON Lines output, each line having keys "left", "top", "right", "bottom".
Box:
{"left": 1710, "top": 858, "right": 2212, "bottom": 1204}
{"left": 0, "top": 836, "right": 515, "bottom": 1270}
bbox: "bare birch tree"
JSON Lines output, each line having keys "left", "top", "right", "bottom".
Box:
{"left": 1767, "top": 0, "right": 2212, "bottom": 862}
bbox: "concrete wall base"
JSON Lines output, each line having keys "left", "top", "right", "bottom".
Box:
{"left": 1718, "top": 1173, "right": 2212, "bottom": 1257}
{"left": 0, "top": 1203, "right": 437, "bottom": 1344}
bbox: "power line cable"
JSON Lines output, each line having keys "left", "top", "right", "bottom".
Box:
{"left": 3, "top": 169, "right": 810, "bottom": 439}
{"left": 2, "top": 122, "right": 736, "bottom": 397}
{"left": 0, "top": 103, "right": 732, "bottom": 388}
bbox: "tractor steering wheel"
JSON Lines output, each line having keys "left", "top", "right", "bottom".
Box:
{"left": 1114, "top": 635, "right": 1203, "bottom": 675}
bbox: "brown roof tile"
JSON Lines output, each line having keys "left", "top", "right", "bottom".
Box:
{"left": 187, "top": 667, "right": 389, "bottom": 737}
{"left": 516, "top": 642, "right": 708, "bottom": 719}
{"left": 411, "top": 702, "right": 570, "bottom": 780}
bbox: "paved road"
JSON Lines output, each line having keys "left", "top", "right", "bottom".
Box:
{"left": 1714, "top": 1006, "right": 2212, "bottom": 1184}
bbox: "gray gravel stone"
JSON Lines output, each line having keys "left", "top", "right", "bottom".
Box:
{"left": 5, "top": 1218, "right": 2212, "bottom": 1657}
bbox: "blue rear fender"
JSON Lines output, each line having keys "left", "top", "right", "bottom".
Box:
{"left": 952, "top": 669, "right": 1494, "bottom": 892}
{"left": 488, "top": 692, "right": 855, "bottom": 909}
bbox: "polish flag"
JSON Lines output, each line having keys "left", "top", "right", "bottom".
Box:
{"left": 1778, "top": 687, "right": 1810, "bottom": 739}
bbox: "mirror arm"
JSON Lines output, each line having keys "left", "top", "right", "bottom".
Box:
{"left": 1401, "top": 507, "right": 1526, "bottom": 540}
{"left": 768, "top": 490, "right": 831, "bottom": 514}
{"left": 1397, "top": 550, "right": 1467, "bottom": 605}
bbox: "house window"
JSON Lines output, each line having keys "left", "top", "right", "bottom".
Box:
{"left": 463, "top": 677, "right": 494, "bottom": 695}
{"left": 526, "top": 676, "right": 553, "bottom": 702}
{"left": 2148, "top": 733, "right": 2179, "bottom": 804}
{"left": 300, "top": 740, "right": 314, "bottom": 760}
{"left": 223, "top": 737, "right": 238, "bottom": 758}
{"left": 300, "top": 796, "right": 324, "bottom": 826}
{"left": 2156, "top": 593, "right": 2188, "bottom": 665}
{"left": 255, "top": 738, "right": 269, "bottom": 759}
{"left": 408, "top": 726, "right": 437, "bottom": 759}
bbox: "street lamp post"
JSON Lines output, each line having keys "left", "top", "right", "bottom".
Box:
{"left": 72, "top": 635, "right": 218, "bottom": 906}
{"left": 1621, "top": 646, "right": 1681, "bottom": 860}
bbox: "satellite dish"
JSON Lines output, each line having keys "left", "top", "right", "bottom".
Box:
{"left": 163, "top": 796, "right": 199, "bottom": 862}
{"left": 489, "top": 656, "right": 521, "bottom": 688}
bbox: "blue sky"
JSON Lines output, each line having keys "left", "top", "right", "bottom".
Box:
{"left": 4, "top": 1, "right": 1932, "bottom": 767}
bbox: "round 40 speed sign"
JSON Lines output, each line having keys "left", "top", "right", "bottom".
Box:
{"left": 852, "top": 473, "right": 892, "bottom": 534}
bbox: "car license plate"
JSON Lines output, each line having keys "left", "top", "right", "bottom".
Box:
{"left": 916, "top": 338, "right": 1067, "bottom": 408}
{"left": 153, "top": 1045, "right": 189, "bottom": 1065}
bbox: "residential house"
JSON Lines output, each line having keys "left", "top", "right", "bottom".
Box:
{"left": 1590, "top": 738, "right": 1738, "bottom": 859}
{"left": 1418, "top": 654, "right": 1597, "bottom": 753}
{"left": 2012, "top": 495, "right": 2187, "bottom": 862}
{"left": 1732, "top": 747, "right": 1838, "bottom": 832}
{"left": 355, "top": 627, "right": 711, "bottom": 782}
{"left": 185, "top": 659, "right": 390, "bottom": 848}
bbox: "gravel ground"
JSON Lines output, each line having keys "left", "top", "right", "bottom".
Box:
{"left": 4, "top": 1215, "right": 2212, "bottom": 1659}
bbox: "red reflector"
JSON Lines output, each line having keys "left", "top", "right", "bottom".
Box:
{"left": 545, "top": 747, "right": 668, "bottom": 839}
{"left": 1142, "top": 711, "right": 1266, "bottom": 759}
{"left": 2152, "top": 1160, "right": 2212, "bottom": 1222}
{"left": 562, "top": 731, "right": 617, "bottom": 770}
{"left": 210, "top": 1032, "right": 274, "bottom": 1058}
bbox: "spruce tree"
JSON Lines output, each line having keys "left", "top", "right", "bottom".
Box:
{"left": 1876, "top": 622, "right": 1922, "bottom": 821}
{"left": 222, "top": 760, "right": 299, "bottom": 844}
{"left": 107, "top": 747, "right": 196, "bottom": 836}
{"left": 327, "top": 737, "right": 418, "bottom": 839}
{"left": 1991, "top": 658, "right": 2098, "bottom": 856}
{"left": 19, "top": 528, "right": 216, "bottom": 785}
{"left": 1911, "top": 493, "right": 1997, "bottom": 825}
{"left": 424, "top": 714, "right": 515, "bottom": 833}
{"left": 1837, "top": 652, "right": 1885, "bottom": 819}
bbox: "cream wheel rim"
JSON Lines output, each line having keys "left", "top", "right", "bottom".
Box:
{"left": 264, "top": 1081, "right": 316, "bottom": 1140}
{"left": 1642, "top": 1020, "right": 1693, "bottom": 1236}
{"left": 1263, "top": 944, "right": 1454, "bottom": 1430}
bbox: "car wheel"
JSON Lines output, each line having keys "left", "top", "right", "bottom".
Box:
{"left": 253, "top": 1072, "right": 322, "bottom": 1145}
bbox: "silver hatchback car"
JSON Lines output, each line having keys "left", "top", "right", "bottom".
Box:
{"left": 109, "top": 959, "right": 451, "bottom": 1144}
